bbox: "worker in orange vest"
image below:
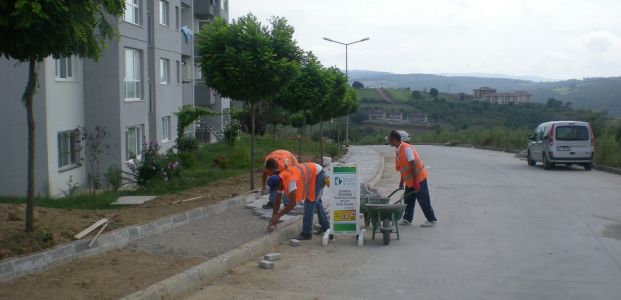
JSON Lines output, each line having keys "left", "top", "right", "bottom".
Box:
{"left": 262, "top": 150, "right": 299, "bottom": 209}
{"left": 388, "top": 130, "right": 437, "bottom": 227}
{"left": 268, "top": 162, "right": 329, "bottom": 240}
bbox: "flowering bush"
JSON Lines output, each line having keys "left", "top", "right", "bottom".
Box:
{"left": 125, "top": 142, "right": 180, "bottom": 187}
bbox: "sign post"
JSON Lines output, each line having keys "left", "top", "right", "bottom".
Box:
{"left": 323, "top": 163, "right": 365, "bottom": 246}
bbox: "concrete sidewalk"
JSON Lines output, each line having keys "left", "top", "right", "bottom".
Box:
{"left": 121, "top": 146, "right": 385, "bottom": 299}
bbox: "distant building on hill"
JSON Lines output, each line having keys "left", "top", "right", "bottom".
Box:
{"left": 405, "top": 112, "right": 428, "bottom": 123}
{"left": 473, "top": 87, "right": 531, "bottom": 104}
{"left": 367, "top": 109, "right": 428, "bottom": 123}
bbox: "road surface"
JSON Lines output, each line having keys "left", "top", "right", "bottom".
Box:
{"left": 187, "top": 145, "right": 621, "bottom": 300}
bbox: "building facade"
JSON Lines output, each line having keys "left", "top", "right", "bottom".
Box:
{"left": 0, "top": 0, "right": 230, "bottom": 197}
{"left": 473, "top": 87, "right": 531, "bottom": 104}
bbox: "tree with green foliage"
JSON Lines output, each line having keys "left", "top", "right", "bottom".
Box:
{"left": 273, "top": 52, "right": 330, "bottom": 160}
{"left": 412, "top": 90, "right": 423, "bottom": 100}
{"left": 174, "top": 106, "right": 215, "bottom": 151}
{"left": 0, "top": 0, "right": 124, "bottom": 232}
{"left": 352, "top": 81, "right": 364, "bottom": 89}
{"left": 197, "top": 14, "right": 301, "bottom": 189}
{"left": 430, "top": 88, "right": 439, "bottom": 98}
{"left": 312, "top": 67, "right": 348, "bottom": 161}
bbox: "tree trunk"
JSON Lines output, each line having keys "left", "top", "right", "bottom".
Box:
{"left": 23, "top": 58, "right": 38, "bottom": 232}
{"left": 298, "top": 108, "right": 306, "bottom": 161}
{"left": 319, "top": 113, "right": 324, "bottom": 165}
{"left": 250, "top": 101, "right": 256, "bottom": 190}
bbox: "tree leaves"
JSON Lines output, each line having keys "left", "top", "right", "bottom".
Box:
{"left": 0, "top": 0, "right": 124, "bottom": 62}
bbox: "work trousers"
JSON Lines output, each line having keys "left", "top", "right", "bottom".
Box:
{"left": 403, "top": 179, "right": 437, "bottom": 222}
{"left": 302, "top": 170, "right": 330, "bottom": 235}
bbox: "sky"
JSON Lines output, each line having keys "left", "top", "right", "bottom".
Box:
{"left": 229, "top": 0, "right": 621, "bottom": 80}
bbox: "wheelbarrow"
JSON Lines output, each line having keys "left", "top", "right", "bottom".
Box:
{"left": 362, "top": 188, "right": 407, "bottom": 245}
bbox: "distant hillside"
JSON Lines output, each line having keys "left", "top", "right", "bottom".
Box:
{"left": 349, "top": 70, "right": 621, "bottom": 116}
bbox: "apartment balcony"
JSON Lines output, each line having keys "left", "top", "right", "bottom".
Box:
{"left": 195, "top": 84, "right": 215, "bottom": 106}
{"left": 181, "top": 33, "right": 193, "bottom": 56}
{"left": 182, "top": 82, "right": 193, "bottom": 107}
{"left": 194, "top": 0, "right": 218, "bottom": 20}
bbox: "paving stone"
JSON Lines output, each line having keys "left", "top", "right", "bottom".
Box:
{"left": 111, "top": 196, "right": 156, "bottom": 205}
{"left": 258, "top": 260, "right": 274, "bottom": 269}
{"left": 289, "top": 239, "right": 301, "bottom": 247}
{"left": 264, "top": 253, "right": 281, "bottom": 261}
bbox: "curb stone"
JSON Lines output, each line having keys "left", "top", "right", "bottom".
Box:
{"left": 0, "top": 191, "right": 257, "bottom": 283}
{"left": 120, "top": 216, "right": 301, "bottom": 300}
{"left": 120, "top": 145, "right": 386, "bottom": 299}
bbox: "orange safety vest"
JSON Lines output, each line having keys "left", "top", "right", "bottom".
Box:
{"left": 395, "top": 142, "right": 428, "bottom": 188}
{"left": 265, "top": 150, "right": 299, "bottom": 174}
{"left": 279, "top": 163, "right": 318, "bottom": 203}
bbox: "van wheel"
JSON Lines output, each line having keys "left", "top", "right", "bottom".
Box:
{"left": 584, "top": 163, "right": 593, "bottom": 171}
{"left": 527, "top": 151, "right": 536, "bottom": 166}
{"left": 543, "top": 154, "right": 552, "bottom": 170}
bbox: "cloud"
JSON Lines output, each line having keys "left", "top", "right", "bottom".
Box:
{"left": 580, "top": 30, "right": 621, "bottom": 52}
{"left": 230, "top": 0, "right": 621, "bottom": 79}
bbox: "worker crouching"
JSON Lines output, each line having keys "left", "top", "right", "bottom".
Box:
{"left": 268, "top": 162, "right": 330, "bottom": 240}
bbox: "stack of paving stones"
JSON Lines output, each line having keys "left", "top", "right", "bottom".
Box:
{"left": 258, "top": 252, "right": 282, "bottom": 269}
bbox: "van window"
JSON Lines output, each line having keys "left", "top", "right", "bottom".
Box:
{"left": 555, "top": 126, "right": 589, "bottom": 141}
{"left": 542, "top": 126, "right": 549, "bottom": 139}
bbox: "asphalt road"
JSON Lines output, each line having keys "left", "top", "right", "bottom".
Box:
{"left": 187, "top": 145, "right": 621, "bottom": 300}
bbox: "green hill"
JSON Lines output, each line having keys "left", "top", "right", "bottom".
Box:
{"left": 350, "top": 70, "right": 621, "bottom": 116}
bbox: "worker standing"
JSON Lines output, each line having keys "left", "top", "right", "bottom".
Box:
{"left": 387, "top": 130, "right": 437, "bottom": 227}
{"left": 268, "top": 162, "right": 329, "bottom": 240}
{"left": 262, "top": 150, "right": 299, "bottom": 209}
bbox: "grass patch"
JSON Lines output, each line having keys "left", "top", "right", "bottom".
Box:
{"left": 0, "top": 134, "right": 342, "bottom": 209}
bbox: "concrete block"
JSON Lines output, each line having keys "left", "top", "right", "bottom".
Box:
{"left": 289, "top": 239, "right": 301, "bottom": 247}
{"left": 259, "top": 260, "right": 274, "bottom": 269}
{"left": 111, "top": 195, "right": 156, "bottom": 205}
{"left": 0, "top": 261, "right": 14, "bottom": 276}
{"left": 264, "top": 253, "right": 281, "bottom": 261}
{"left": 73, "top": 239, "right": 92, "bottom": 253}
{"left": 164, "top": 272, "right": 199, "bottom": 298}
{"left": 45, "top": 244, "right": 75, "bottom": 261}
{"left": 154, "top": 218, "right": 174, "bottom": 232}
{"left": 113, "top": 230, "right": 130, "bottom": 246}
{"left": 222, "top": 248, "right": 252, "bottom": 269}
{"left": 96, "top": 233, "right": 117, "bottom": 247}
{"left": 13, "top": 253, "right": 49, "bottom": 274}
{"left": 140, "top": 224, "right": 156, "bottom": 237}
{"left": 212, "top": 202, "right": 228, "bottom": 214}
{"left": 188, "top": 208, "right": 203, "bottom": 220}
{"left": 172, "top": 213, "right": 189, "bottom": 224}
{"left": 128, "top": 227, "right": 140, "bottom": 241}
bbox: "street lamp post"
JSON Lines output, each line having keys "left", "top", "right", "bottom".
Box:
{"left": 323, "top": 37, "right": 369, "bottom": 146}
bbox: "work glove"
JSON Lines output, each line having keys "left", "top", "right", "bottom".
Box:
{"left": 413, "top": 180, "right": 421, "bottom": 193}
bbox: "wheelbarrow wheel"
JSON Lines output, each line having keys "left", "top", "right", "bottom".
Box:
{"left": 382, "top": 218, "right": 391, "bottom": 245}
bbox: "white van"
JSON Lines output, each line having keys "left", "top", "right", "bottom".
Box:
{"left": 527, "top": 121, "right": 594, "bottom": 170}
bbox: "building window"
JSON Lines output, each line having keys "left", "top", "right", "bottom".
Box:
{"left": 57, "top": 129, "right": 81, "bottom": 169}
{"left": 162, "top": 116, "right": 171, "bottom": 142}
{"left": 160, "top": 58, "right": 170, "bottom": 84}
{"left": 55, "top": 57, "right": 73, "bottom": 80}
{"left": 175, "top": 60, "right": 181, "bottom": 84}
{"left": 175, "top": 6, "right": 180, "bottom": 30}
{"left": 125, "top": 49, "right": 141, "bottom": 100}
{"left": 126, "top": 125, "right": 144, "bottom": 160}
{"left": 124, "top": 0, "right": 141, "bottom": 25}
{"left": 160, "top": 0, "right": 169, "bottom": 26}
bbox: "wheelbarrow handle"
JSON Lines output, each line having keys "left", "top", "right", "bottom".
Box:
{"left": 386, "top": 187, "right": 403, "bottom": 199}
